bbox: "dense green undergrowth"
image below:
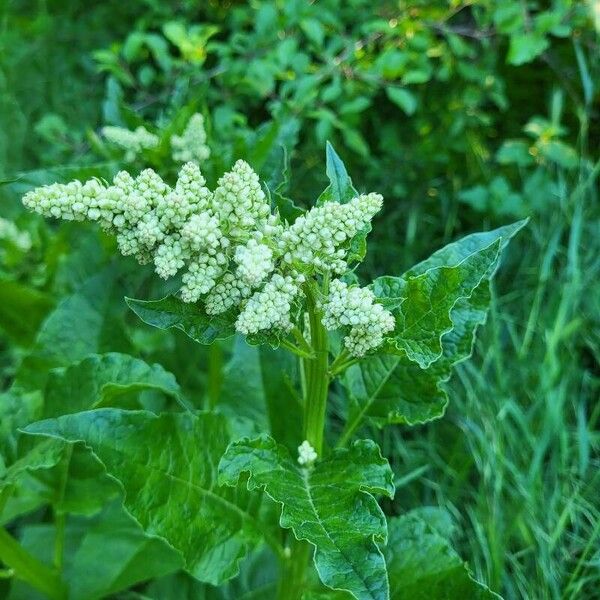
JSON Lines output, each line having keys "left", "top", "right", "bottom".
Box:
{"left": 0, "top": 1, "right": 598, "bottom": 599}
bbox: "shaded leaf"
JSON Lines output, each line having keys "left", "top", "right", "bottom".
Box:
{"left": 385, "top": 508, "right": 500, "bottom": 599}
{"left": 43, "top": 352, "right": 182, "bottom": 418}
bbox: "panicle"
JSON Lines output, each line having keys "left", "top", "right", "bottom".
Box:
{"left": 171, "top": 113, "right": 211, "bottom": 164}
{"left": 279, "top": 193, "right": 382, "bottom": 274}
{"left": 321, "top": 279, "right": 394, "bottom": 357}
{"left": 102, "top": 125, "right": 159, "bottom": 161}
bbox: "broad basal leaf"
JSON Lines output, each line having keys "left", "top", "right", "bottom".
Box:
{"left": 126, "top": 295, "right": 236, "bottom": 345}
{"left": 24, "top": 409, "right": 262, "bottom": 585}
{"left": 219, "top": 436, "right": 394, "bottom": 600}
{"left": 385, "top": 508, "right": 501, "bottom": 599}
{"left": 43, "top": 352, "right": 183, "bottom": 418}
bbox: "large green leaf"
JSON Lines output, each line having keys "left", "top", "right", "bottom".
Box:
{"left": 43, "top": 352, "right": 183, "bottom": 418}
{"left": 219, "top": 436, "right": 394, "bottom": 600}
{"left": 0, "top": 278, "right": 54, "bottom": 346}
{"left": 344, "top": 280, "right": 490, "bottom": 428}
{"left": 126, "top": 295, "right": 236, "bottom": 345}
{"left": 385, "top": 508, "right": 500, "bottom": 599}
{"left": 24, "top": 409, "right": 262, "bottom": 585}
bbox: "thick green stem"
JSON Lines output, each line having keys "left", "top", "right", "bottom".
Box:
{"left": 0, "top": 528, "right": 66, "bottom": 600}
{"left": 278, "top": 287, "right": 330, "bottom": 600}
{"left": 303, "top": 289, "right": 329, "bottom": 455}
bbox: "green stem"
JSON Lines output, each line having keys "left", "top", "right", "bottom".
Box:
{"left": 278, "top": 285, "right": 330, "bottom": 600}
{"left": 0, "top": 528, "right": 66, "bottom": 600}
{"left": 303, "top": 287, "right": 329, "bottom": 455}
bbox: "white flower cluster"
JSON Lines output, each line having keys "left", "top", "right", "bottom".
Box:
{"left": 171, "top": 113, "right": 210, "bottom": 164}
{"left": 0, "top": 218, "right": 32, "bottom": 252}
{"left": 279, "top": 193, "right": 382, "bottom": 274}
{"left": 102, "top": 126, "right": 159, "bottom": 161}
{"left": 297, "top": 440, "right": 318, "bottom": 466}
{"left": 236, "top": 273, "right": 303, "bottom": 335}
{"left": 22, "top": 159, "right": 388, "bottom": 346}
{"left": 321, "top": 279, "right": 395, "bottom": 357}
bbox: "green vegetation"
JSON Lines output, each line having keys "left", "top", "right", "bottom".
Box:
{"left": 0, "top": 1, "right": 598, "bottom": 599}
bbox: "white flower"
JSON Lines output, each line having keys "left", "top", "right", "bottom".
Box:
{"left": 205, "top": 273, "right": 252, "bottom": 315}
{"left": 180, "top": 255, "right": 227, "bottom": 302}
{"left": 0, "top": 218, "right": 31, "bottom": 251}
{"left": 181, "top": 213, "right": 223, "bottom": 252}
{"left": 235, "top": 274, "right": 301, "bottom": 335}
{"left": 279, "top": 193, "right": 383, "bottom": 274}
{"left": 213, "top": 160, "right": 271, "bottom": 238}
{"left": 234, "top": 239, "right": 274, "bottom": 287}
{"left": 321, "top": 279, "right": 395, "bottom": 357}
{"left": 155, "top": 163, "right": 212, "bottom": 230}
{"left": 154, "top": 234, "right": 189, "bottom": 279}
{"left": 102, "top": 125, "right": 159, "bottom": 161}
{"left": 297, "top": 440, "right": 317, "bottom": 466}
{"left": 171, "top": 114, "right": 211, "bottom": 164}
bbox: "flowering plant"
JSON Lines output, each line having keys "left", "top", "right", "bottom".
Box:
{"left": 14, "top": 144, "right": 524, "bottom": 599}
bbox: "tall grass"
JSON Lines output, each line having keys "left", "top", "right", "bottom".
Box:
{"left": 383, "top": 112, "right": 599, "bottom": 598}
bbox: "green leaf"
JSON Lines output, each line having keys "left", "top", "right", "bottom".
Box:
{"left": 10, "top": 500, "right": 182, "bottom": 600}
{"left": 126, "top": 295, "right": 236, "bottom": 345}
{"left": 43, "top": 353, "right": 183, "bottom": 418}
{"left": 379, "top": 240, "right": 502, "bottom": 368}
{"left": 344, "top": 283, "right": 490, "bottom": 427}
{"left": 496, "top": 140, "right": 534, "bottom": 167}
{"left": 15, "top": 267, "right": 133, "bottom": 391}
{"left": 385, "top": 508, "right": 501, "bottom": 599}
{"left": 385, "top": 88, "right": 417, "bottom": 116}
{"left": 538, "top": 140, "right": 578, "bottom": 169}
{"left": 344, "top": 222, "right": 527, "bottom": 429}
{"left": 316, "top": 141, "right": 358, "bottom": 206}
{"left": 507, "top": 33, "right": 549, "bottom": 66}
{"left": 402, "top": 220, "right": 528, "bottom": 277}
{"left": 24, "top": 409, "right": 262, "bottom": 585}
{"left": 219, "top": 436, "right": 394, "bottom": 600}
{"left": 218, "top": 338, "right": 302, "bottom": 448}
{"left": 0, "top": 278, "right": 54, "bottom": 346}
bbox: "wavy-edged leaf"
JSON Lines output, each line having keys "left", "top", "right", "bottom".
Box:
{"left": 344, "top": 282, "right": 490, "bottom": 427}
{"left": 372, "top": 221, "right": 526, "bottom": 368}
{"left": 24, "top": 409, "right": 262, "bottom": 585}
{"left": 43, "top": 352, "right": 183, "bottom": 418}
{"left": 405, "top": 220, "right": 528, "bottom": 276}
{"left": 385, "top": 508, "right": 501, "bottom": 599}
{"left": 126, "top": 295, "right": 236, "bottom": 345}
{"left": 378, "top": 241, "right": 500, "bottom": 368}
{"left": 219, "top": 436, "right": 394, "bottom": 600}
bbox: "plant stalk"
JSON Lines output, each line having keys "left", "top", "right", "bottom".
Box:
{"left": 0, "top": 528, "right": 66, "bottom": 600}
{"left": 278, "top": 287, "right": 330, "bottom": 599}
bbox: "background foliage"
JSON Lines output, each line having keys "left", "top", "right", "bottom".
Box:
{"left": 0, "top": 0, "right": 598, "bottom": 598}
